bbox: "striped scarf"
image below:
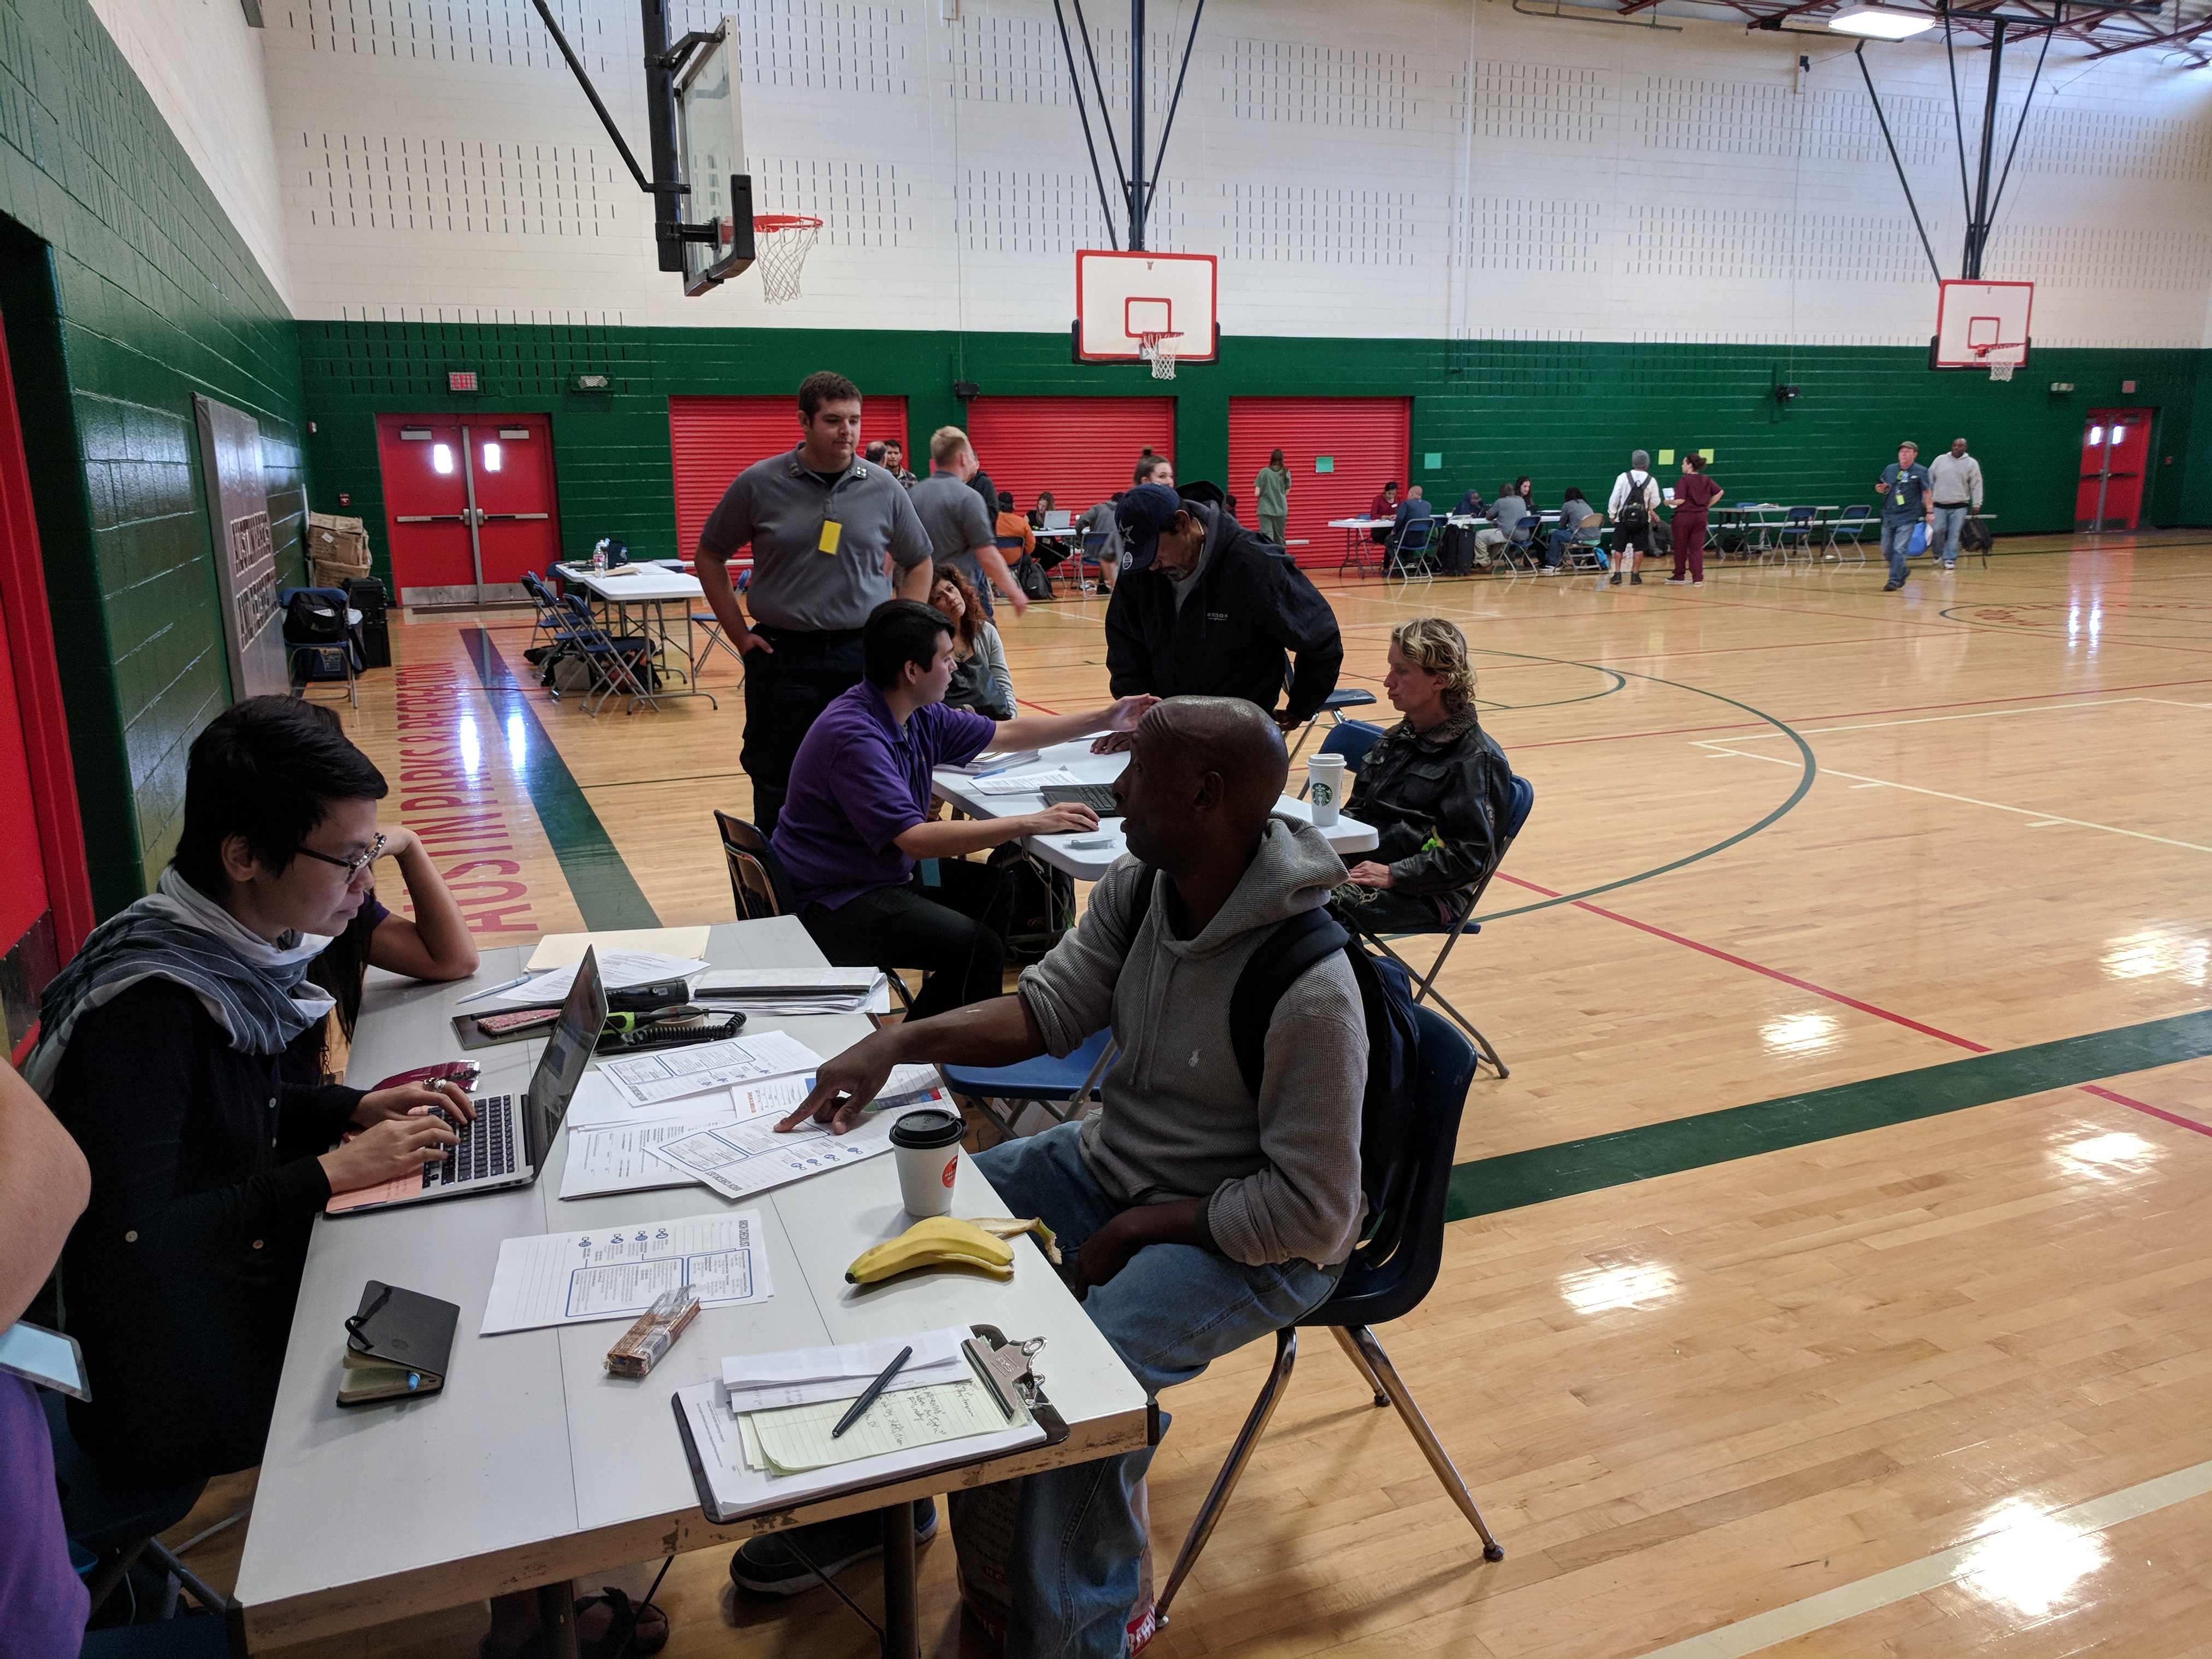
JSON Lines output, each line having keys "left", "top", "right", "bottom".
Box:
{"left": 24, "top": 868, "right": 336, "bottom": 1098}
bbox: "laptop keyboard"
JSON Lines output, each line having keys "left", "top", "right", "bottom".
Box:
{"left": 423, "top": 1094, "right": 517, "bottom": 1188}
{"left": 1042, "top": 783, "right": 1122, "bottom": 817}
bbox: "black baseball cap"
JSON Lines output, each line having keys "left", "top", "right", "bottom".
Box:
{"left": 1114, "top": 482, "right": 1189, "bottom": 574}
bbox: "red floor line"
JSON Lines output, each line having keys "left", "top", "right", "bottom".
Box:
{"left": 1490, "top": 872, "right": 1991, "bottom": 1053}
{"left": 1493, "top": 872, "right": 2212, "bottom": 1140}
{"left": 1015, "top": 697, "right": 1062, "bottom": 715}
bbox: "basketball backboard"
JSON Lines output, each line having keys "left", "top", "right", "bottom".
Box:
{"left": 676, "top": 18, "right": 752, "bottom": 296}
{"left": 1933, "top": 280, "right": 2033, "bottom": 371}
{"left": 1075, "top": 251, "right": 1217, "bottom": 367}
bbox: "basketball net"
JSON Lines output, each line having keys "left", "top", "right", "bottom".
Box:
{"left": 753, "top": 215, "right": 822, "bottom": 305}
{"left": 1971, "top": 342, "right": 2021, "bottom": 383}
{"left": 1138, "top": 330, "right": 1181, "bottom": 381}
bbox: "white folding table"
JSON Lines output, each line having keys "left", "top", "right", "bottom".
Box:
{"left": 231, "top": 917, "right": 1149, "bottom": 1657}
{"left": 554, "top": 562, "right": 720, "bottom": 708}
{"left": 931, "top": 739, "right": 1378, "bottom": 883}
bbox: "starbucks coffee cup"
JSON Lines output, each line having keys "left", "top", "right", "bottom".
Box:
{"left": 890, "top": 1109, "right": 964, "bottom": 1217}
{"left": 1307, "top": 754, "right": 1346, "bottom": 827}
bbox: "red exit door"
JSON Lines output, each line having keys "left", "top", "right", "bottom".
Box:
{"left": 376, "top": 415, "right": 561, "bottom": 607}
{"left": 2076, "top": 408, "right": 2152, "bottom": 532}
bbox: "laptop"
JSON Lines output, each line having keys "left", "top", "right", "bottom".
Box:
{"left": 1043, "top": 509, "right": 1072, "bottom": 531}
{"left": 332, "top": 946, "right": 609, "bottom": 1213}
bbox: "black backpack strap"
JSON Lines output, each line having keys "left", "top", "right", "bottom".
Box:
{"left": 1227, "top": 908, "right": 1349, "bottom": 1099}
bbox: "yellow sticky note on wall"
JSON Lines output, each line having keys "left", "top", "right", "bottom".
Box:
{"left": 1657, "top": 449, "right": 1675, "bottom": 466}
{"left": 817, "top": 520, "right": 843, "bottom": 555}
{"left": 1700, "top": 449, "right": 1716, "bottom": 462}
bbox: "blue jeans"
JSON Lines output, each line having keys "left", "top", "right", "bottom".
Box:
{"left": 1930, "top": 504, "right": 1970, "bottom": 564}
{"left": 969, "top": 1122, "right": 1339, "bottom": 1659}
{"left": 1881, "top": 517, "right": 1922, "bottom": 585}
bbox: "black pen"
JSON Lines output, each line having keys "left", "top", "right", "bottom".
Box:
{"left": 830, "top": 1345, "right": 913, "bottom": 1439}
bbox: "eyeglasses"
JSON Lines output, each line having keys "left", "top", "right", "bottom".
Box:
{"left": 294, "top": 832, "right": 387, "bottom": 881}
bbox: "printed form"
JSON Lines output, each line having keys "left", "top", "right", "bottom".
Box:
{"left": 480, "top": 1209, "right": 773, "bottom": 1334}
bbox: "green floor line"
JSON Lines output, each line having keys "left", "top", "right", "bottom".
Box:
{"left": 460, "top": 628, "right": 661, "bottom": 931}
{"left": 1446, "top": 1009, "right": 2212, "bottom": 1222}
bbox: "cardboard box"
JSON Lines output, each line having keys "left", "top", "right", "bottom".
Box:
{"left": 307, "top": 511, "right": 372, "bottom": 568}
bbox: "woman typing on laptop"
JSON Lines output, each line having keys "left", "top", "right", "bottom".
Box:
{"left": 30, "top": 699, "right": 474, "bottom": 1483}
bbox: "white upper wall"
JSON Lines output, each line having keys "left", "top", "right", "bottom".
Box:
{"left": 255, "top": 0, "right": 2212, "bottom": 346}
{"left": 92, "top": 0, "right": 294, "bottom": 313}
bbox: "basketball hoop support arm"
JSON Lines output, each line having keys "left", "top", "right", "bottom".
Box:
{"left": 1049, "top": 0, "right": 1205, "bottom": 250}
{"left": 528, "top": 0, "right": 723, "bottom": 273}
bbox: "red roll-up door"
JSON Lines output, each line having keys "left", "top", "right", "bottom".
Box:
{"left": 669, "top": 395, "right": 908, "bottom": 557}
{"left": 963, "top": 397, "right": 1174, "bottom": 522}
{"left": 1228, "top": 397, "right": 1411, "bottom": 567}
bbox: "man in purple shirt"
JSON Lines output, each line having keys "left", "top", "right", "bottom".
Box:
{"left": 773, "top": 600, "right": 1154, "bottom": 1019}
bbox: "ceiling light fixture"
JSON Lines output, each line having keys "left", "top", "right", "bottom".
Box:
{"left": 1827, "top": 5, "right": 1938, "bottom": 38}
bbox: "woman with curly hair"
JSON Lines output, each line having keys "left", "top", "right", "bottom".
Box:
{"left": 929, "top": 566, "right": 1016, "bottom": 720}
{"left": 1334, "top": 617, "right": 1516, "bottom": 931}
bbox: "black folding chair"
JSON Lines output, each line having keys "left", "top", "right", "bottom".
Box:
{"left": 1348, "top": 774, "right": 1534, "bottom": 1077}
{"left": 561, "top": 594, "right": 657, "bottom": 715}
{"left": 713, "top": 810, "right": 916, "bottom": 1016}
{"left": 1156, "top": 1005, "right": 1504, "bottom": 1625}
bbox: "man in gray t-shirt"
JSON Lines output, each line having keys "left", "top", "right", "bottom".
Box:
{"left": 908, "top": 426, "right": 1027, "bottom": 619}
{"left": 695, "top": 370, "right": 934, "bottom": 831}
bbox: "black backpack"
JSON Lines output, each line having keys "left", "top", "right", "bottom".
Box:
{"left": 1616, "top": 472, "right": 1654, "bottom": 533}
{"left": 1124, "top": 870, "right": 1422, "bottom": 1226}
{"left": 285, "top": 590, "right": 349, "bottom": 645}
{"left": 1959, "top": 515, "right": 1992, "bottom": 553}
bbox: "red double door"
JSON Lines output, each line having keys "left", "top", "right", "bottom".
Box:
{"left": 376, "top": 415, "right": 562, "bottom": 607}
{"left": 2076, "top": 408, "right": 2152, "bottom": 532}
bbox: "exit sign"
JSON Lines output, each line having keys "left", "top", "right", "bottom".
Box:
{"left": 448, "top": 370, "right": 479, "bottom": 392}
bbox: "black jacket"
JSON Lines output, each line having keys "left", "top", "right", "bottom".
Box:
{"left": 1104, "top": 503, "right": 1343, "bottom": 723}
{"left": 53, "top": 979, "right": 365, "bottom": 1480}
{"left": 1348, "top": 707, "right": 1517, "bottom": 895}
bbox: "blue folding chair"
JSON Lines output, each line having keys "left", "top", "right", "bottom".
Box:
{"left": 1155, "top": 1006, "right": 1505, "bottom": 1622}
{"left": 276, "top": 586, "right": 361, "bottom": 709}
{"left": 1385, "top": 514, "right": 1436, "bottom": 584}
{"left": 1766, "top": 505, "right": 1817, "bottom": 566}
{"left": 941, "top": 1027, "right": 1119, "bottom": 1142}
{"left": 1348, "top": 774, "right": 1533, "bottom": 1076}
{"left": 561, "top": 593, "right": 658, "bottom": 715}
{"left": 1825, "top": 504, "right": 1873, "bottom": 564}
{"left": 1296, "top": 717, "right": 1384, "bottom": 799}
{"left": 1287, "top": 685, "right": 1380, "bottom": 763}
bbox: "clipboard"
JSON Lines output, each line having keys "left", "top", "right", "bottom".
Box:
{"left": 672, "top": 1325, "right": 1070, "bottom": 1526}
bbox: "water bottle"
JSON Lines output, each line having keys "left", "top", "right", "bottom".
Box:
{"left": 591, "top": 538, "right": 609, "bottom": 575}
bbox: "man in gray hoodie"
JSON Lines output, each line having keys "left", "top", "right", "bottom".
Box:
{"left": 769, "top": 696, "right": 1368, "bottom": 1656}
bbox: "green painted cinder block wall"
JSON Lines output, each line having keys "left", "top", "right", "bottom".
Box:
{"left": 0, "top": 0, "right": 309, "bottom": 914}
{"left": 300, "top": 320, "right": 2207, "bottom": 576}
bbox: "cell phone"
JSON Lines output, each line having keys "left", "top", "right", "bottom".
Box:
{"left": 0, "top": 1320, "right": 90, "bottom": 1401}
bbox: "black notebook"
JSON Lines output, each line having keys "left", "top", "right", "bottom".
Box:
{"left": 339, "top": 1281, "right": 459, "bottom": 1407}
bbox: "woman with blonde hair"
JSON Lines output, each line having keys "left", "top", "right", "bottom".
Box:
{"left": 1335, "top": 616, "right": 1516, "bottom": 931}
{"left": 928, "top": 566, "right": 1015, "bottom": 720}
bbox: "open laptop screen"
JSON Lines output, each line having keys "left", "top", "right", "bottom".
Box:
{"left": 522, "top": 945, "right": 608, "bottom": 1166}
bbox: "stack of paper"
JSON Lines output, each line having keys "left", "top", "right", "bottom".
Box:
{"left": 940, "top": 749, "right": 1039, "bottom": 777}
{"left": 486, "top": 948, "right": 711, "bottom": 1008}
{"left": 720, "top": 1329, "right": 1016, "bottom": 1476}
{"left": 646, "top": 1064, "right": 950, "bottom": 1202}
{"left": 971, "top": 769, "right": 1080, "bottom": 796}
{"left": 691, "top": 968, "right": 892, "bottom": 1017}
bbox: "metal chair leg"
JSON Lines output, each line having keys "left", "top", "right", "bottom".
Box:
{"left": 1157, "top": 1327, "right": 1298, "bottom": 1622}
{"left": 1344, "top": 1325, "right": 1505, "bottom": 1561}
{"left": 1328, "top": 1324, "right": 1389, "bottom": 1408}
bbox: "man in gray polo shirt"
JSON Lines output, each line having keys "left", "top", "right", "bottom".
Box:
{"left": 910, "top": 426, "right": 1026, "bottom": 619}
{"left": 695, "top": 370, "right": 934, "bottom": 832}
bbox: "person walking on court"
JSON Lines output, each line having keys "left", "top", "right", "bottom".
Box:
{"left": 911, "top": 426, "right": 1028, "bottom": 621}
{"left": 1877, "top": 440, "right": 1935, "bottom": 592}
{"left": 1665, "top": 454, "right": 1722, "bottom": 587}
{"left": 695, "top": 371, "right": 935, "bottom": 833}
{"left": 1607, "top": 451, "right": 1662, "bottom": 586}
{"left": 1927, "top": 437, "right": 1983, "bottom": 569}
{"left": 1253, "top": 448, "right": 1291, "bottom": 545}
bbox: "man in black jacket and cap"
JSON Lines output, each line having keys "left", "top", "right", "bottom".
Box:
{"left": 1097, "top": 483, "right": 1342, "bottom": 751}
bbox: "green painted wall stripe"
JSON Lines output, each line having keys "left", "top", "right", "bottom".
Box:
{"left": 1446, "top": 1009, "right": 2212, "bottom": 1222}
{"left": 458, "top": 628, "right": 660, "bottom": 931}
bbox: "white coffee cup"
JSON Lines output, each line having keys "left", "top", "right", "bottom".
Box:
{"left": 890, "top": 1109, "right": 964, "bottom": 1217}
{"left": 1307, "top": 754, "right": 1346, "bottom": 827}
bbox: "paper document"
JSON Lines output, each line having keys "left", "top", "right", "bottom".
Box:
{"left": 560, "top": 1109, "right": 741, "bottom": 1199}
{"left": 597, "top": 1030, "right": 823, "bottom": 1109}
{"left": 747, "top": 1379, "right": 1011, "bottom": 1474}
{"left": 481, "top": 1210, "right": 772, "bottom": 1334}
{"left": 527, "top": 928, "right": 711, "bottom": 970}
{"left": 650, "top": 1106, "right": 900, "bottom": 1201}
{"left": 489, "top": 949, "right": 710, "bottom": 1007}
{"left": 941, "top": 750, "right": 1039, "bottom": 777}
{"left": 721, "top": 1326, "right": 970, "bottom": 1412}
{"left": 972, "top": 769, "right": 1080, "bottom": 795}
{"left": 693, "top": 968, "right": 884, "bottom": 997}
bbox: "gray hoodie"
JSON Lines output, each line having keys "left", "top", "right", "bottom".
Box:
{"left": 1016, "top": 817, "right": 1369, "bottom": 1267}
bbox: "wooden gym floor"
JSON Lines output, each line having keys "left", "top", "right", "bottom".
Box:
{"left": 170, "top": 533, "right": 2212, "bottom": 1656}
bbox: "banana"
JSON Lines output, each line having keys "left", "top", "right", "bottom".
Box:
{"left": 845, "top": 1216, "right": 1019, "bottom": 1285}
{"left": 962, "top": 1215, "right": 1062, "bottom": 1266}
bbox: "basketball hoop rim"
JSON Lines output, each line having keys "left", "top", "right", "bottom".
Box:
{"left": 754, "top": 214, "right": 824, "bottom": 232}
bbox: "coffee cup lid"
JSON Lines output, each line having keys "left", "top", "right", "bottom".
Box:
{"left": 890, "top": 1108, "right": 964, "bottom": 1149}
